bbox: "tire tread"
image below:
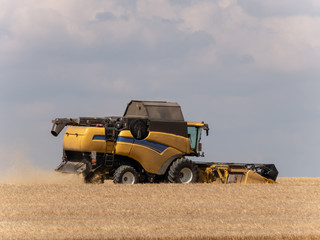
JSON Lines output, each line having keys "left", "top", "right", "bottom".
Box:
{"left": 113, "top": 165, "right": 138, "bottom": 184}
{"left": 168, "top": 158, "right": 198, "bottom": 183}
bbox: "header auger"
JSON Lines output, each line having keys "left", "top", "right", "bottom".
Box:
{"left": 51, "top": 100, "right": 278, "bottom": 184}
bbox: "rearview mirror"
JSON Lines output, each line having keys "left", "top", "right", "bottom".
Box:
{"left": 203, "top": 124, "right": 209, "bottom": 136}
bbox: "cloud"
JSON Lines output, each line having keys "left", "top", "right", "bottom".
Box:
{"left": 95, "top": 12, "right": 117, "bottom": 22}
{"left": 238, "top": 0, "right": 320, "bottom": 17}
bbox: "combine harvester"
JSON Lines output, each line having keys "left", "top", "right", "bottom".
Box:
{"left": 51, "top": 100, "right": 278, "bottom": 184}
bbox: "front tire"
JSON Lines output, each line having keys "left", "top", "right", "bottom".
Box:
{"left": 168, "top": 158, "right": 199, "bottom": 183}
{"left": 113, "top": 165, "right": 139, "bottom": 184}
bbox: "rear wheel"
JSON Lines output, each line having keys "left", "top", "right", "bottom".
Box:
{"left": 113, "top": 165, "right": 139, "bottom": 184}
{"left": 168, "top": 158, "right": 199, "bottom": 183}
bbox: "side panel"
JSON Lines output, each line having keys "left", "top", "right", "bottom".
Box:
{"left": 116, "top": 130, "right": 188, "bottom": 174}
{"left": 63, "top": 127, "right": 87, "bottom": 152}
{"left": 63, "top": 128, "right": 187, "bottom": 175}
{"left": 63, "top": 126, "right": 113, "bottom": 153}
{"left": 115, "top": 130, "right": 134, "bottom": 156}
{"left": 83, "top": 127, "right": 108, "bottom": 153}
{"left": 128, "top": 143, "right": 182, "bottom": 174}
{"left": 145, "top": 131, "right": 190, "bottom": 154}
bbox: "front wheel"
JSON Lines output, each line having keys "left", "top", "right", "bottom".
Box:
{"left": 168, "top": 158, "right": 199, "bottom": 183}
{"left": 113, "top": 165, "right": 139, "bottom": 184}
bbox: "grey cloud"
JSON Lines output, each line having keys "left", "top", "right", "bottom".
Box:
{"left": 220, "top": 53, "right": 255, "bottom": 66}
{"left": 95, "top": 12, "right": 117, "bottom": 21}
{"left": 94, "top": 11, "right": 130, "bottom": 22}
{"left": 238, "top": 0, "right": 320, "bottom": 17}
{"left": 171, "top": 0, "right": 199, "bottom": 7}
{"left": 2, "top": 15, "right": 215, "bottom": 72}
{"left": 185, "top": 31, "right": 215, "bottom": 47}
{"left": 116, "top": 0, "right": 137, "bottom": 11}
{"left": 120, "top": 15, "right": 129, "bottom": 21}
{"left": 0, "top": 26, "right": 10, "bottom": 38}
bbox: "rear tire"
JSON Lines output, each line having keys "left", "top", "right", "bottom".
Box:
{"left": 168, "top": 158, "right": 199, "bottom": 183}
{"left": 113, "top": 165, "right": 139, "bottom": 184}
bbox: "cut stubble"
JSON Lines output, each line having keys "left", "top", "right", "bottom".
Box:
{"left": 0, "top": 178, "right": 319, "bottom": 239}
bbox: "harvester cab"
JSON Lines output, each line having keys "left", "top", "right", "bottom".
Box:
{"left": 51, "top": 100, "right": 278, "bottom": 184}
{"left": 187, "top": 122, "right": 209, "bottom": 156}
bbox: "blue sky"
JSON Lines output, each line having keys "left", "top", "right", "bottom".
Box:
{"left": 1, "top": 0, "right": 320, "bottom": 177}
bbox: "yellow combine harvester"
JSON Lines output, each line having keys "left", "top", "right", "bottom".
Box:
{"left": 51, "top": 100, "right": 278, "bottom": 184}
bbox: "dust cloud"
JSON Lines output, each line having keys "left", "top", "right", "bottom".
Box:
{"left": 0, "top": 149, "right": 83, "bottom": 184}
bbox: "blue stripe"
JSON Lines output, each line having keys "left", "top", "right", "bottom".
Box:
{"left": 134, "top": 139, "right": 168, "bottom": 153}
{"left": 93, "top": 135, "right": 105, "bottom": 140}
{"left": 117, "top": 137, "right": 168, "bottom": 153}
{"left": 117, "top": 136, "right": 134, "bottom": 144}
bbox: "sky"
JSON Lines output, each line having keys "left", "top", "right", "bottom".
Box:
{"left": 0, "top": 0, "right": 319, "bottom": 177}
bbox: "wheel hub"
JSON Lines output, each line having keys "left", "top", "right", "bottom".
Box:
{"left": 122, "top": 172, "right": 135, "bottom": 184}
{"left": 179, "top": 168, "right": 193, "bottom": 183}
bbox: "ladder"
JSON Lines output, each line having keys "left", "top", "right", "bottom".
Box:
{"left": 103, "top": 125, "right": 118, "bottom": 168}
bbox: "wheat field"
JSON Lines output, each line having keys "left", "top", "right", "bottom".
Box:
{"left": 0, "top": 177, "right": 320, "bottom": 240}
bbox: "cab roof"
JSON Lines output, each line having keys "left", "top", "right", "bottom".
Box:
{"left": 187, "top": 121, "right": 206, "bottom": 127}
{"left": 123, "top": 100, "right": 185, "bottom": 121}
